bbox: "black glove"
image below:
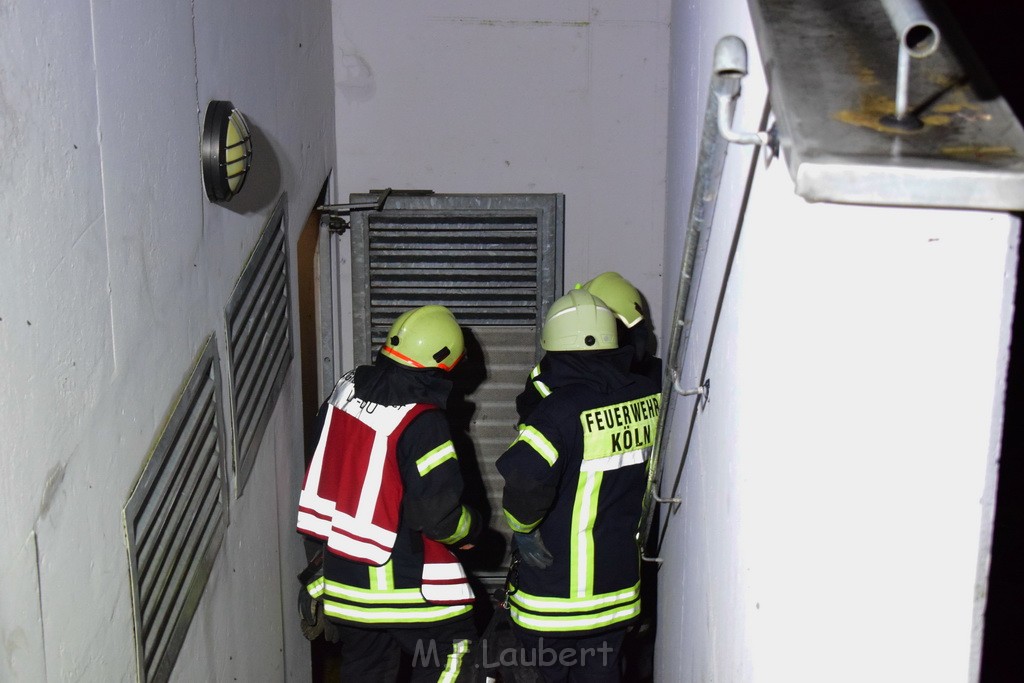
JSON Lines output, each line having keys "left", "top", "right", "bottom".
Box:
{"left": 297, "top": 547, "right": 340, "bottom": 643}
{"left": 514, "top": 529, "right": 553, "bottom": 569}
{"left": 297, "top": 586, "right": 341, "bottom": 643}
{"left": 298, "top": 585, "right": 324, "bottom": 641}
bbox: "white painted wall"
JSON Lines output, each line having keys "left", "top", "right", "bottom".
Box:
{"left": 330, "top": 0, "right": 671, "bottom": 330}
{"left": 657, "top": 1, "right": 1019, "bottom": 681}
{"left": 0, "top": 1, "right": 335, "bottom": 680}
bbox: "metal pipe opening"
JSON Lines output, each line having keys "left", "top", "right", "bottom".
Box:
{"left": 880, "top": 0, "right": 941, "bottom": 58}
{"left": 902, "top": 22, "right": 938, "bottom": 58}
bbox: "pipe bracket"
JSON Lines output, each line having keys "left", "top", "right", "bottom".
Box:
{"left": 671, "top": 371, "right": 709, "bottom": 398}
{"left": 713, "top": 36, "right": 771, "bottom": 147}
{"left": 653, "top": 491, "right": 682, "bottom": 505}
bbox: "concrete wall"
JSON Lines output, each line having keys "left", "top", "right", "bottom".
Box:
{"left": 330, "top": 0, "right": 671, "bottom": 347}
{"left": 0, "top": 1, "right": 335, "bottom": 680}
{"left": 656, "top": 1, "right": 1019, "bottom": 681}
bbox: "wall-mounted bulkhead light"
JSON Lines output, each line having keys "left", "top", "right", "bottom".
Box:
{"left": 202, "top": 100, "right": 253, "bottom": 202}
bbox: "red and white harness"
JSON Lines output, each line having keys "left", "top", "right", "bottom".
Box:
{"left": 297, "top": 375, "right": 473, "bottom": 604}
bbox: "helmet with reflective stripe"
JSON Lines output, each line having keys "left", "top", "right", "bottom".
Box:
{"left": 541, "top": 289, "right": 617, "bottom": 351}
{"left": 381, "top": 305, "right": 465, "bottom": 371}
{"left": 580, "top": 271, "right": 644, "bottom": 329}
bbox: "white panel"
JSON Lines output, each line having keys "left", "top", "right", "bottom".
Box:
{"left": 92, "top": 0, "right": 207, "bottom": 381}
{"left": 566, "top": 19, "right": 670, "bottom": 305}
{"left": 0, "top": 0, "right": 110, "bottom": 562}
{"left": 591, "top": 0, "right": 672, "bottom": 23}
{"left": 409, "top": 1, "right": 591, "bottom": 23}
{"left": 0, "top": 533, "right": 46, "bottom": 681}
{"left": 730, "top": 160, "right": 1013, "bottom": 683}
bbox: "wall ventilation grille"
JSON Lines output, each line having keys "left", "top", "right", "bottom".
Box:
{"left": 123, "top": 336, "right": 230, "bottom": 683}
{"left": 225, "top": 199, "right": 293, "bottom": 496}
{"left": 364, "top": 213, "right": 540, "bottom": 348}
{"left": 350, "top": 193, "right": 563, "bottom": 361}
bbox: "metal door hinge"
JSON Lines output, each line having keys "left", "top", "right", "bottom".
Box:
{"left": 317, "top": 187, "right": 394, "bottom": 234}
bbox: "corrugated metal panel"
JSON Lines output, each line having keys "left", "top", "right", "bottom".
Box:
{"left": 347, "top": 193, "right": 563, "bottom": 572}
{"left": 365, "top": 213, "right": 541, "bottom": 348}
{"left": 350, "top": 193, "right": 563, "bottom": 364}
{"left": 225, "top": 198, "right": 293, "bottom": 496}
{"left": 123, "top": 337, "right": 230, "bottom": 683}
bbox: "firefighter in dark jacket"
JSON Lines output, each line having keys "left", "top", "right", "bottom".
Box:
{"left": 497, "top": 290, "right": 660, "bottom": 682}
{"left": 515, "top": 271, "right": 662, "bottom": 426}
{"left": 296, "top": 305, "right": 482, "bottom": 682}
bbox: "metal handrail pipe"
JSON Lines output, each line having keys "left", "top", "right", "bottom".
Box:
{"left": 639, "top": 35, "right": 746, "bottom": 552}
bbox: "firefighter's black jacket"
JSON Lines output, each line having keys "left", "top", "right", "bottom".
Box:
{"left": 498, "top": 347, "right": 660, "bottom": 636}
{"left": 515, "top": 322, "right": 663, "bottom": 425}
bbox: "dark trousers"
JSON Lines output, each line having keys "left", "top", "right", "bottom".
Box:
{"left": 510, "top": 625, "right": 627, "bottom": 683}
{"left": 332, "top": 615, "right": 475, "bottom": 683}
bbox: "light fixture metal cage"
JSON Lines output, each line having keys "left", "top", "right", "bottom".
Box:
{"left": 202, "top": 100, "right": 252, "bottom": 202}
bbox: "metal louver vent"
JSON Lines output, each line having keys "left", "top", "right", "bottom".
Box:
{"left": 225, "top": 198, "right": 293, "bottom": 496}
{"left": 350, "top": 193, "right": 563, "bottom": 364}
{"left": 123, "top": 336, "right": 229, "bottom": 683}
{"left": 365, "top": 214, "right": 539, "bottom": 348}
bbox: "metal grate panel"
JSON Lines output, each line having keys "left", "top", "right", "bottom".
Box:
{"left": 350, "top": 194, "right": 563, "bottom": 364}
{"left": 123, "top": 336, "right": 230, "bottom": 683}
{"left": 365, "top": 213, "right": 541, "bottom": 348}
{"left": 225, "top": 198, "right": 293, "bottom": 496}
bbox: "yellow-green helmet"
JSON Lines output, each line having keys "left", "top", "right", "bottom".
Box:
{"left": 541, "top": 290, "right": 617, "bottom": 351}
{"left": 580, "top": 271, "right": 644, "bottom": 329}
{"left": 381, "top": 305, "right": 465, "bottom": 371}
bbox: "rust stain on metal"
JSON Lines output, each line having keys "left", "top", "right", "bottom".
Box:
{"left": 921, "top": 113, "right": 952, "bottom": 126}
{"left": 856, "top": 68, "right": 878, "bottom": 86}
{"left": 833, "top": 93, "right": 911, "bottom": 134}
{"left": 833, "top": 84, "right": 987, "bottom": 134}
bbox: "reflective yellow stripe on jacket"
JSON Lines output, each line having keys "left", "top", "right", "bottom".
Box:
{"left": 507, "top": 581, "right": 641, "bottom": 632}
{"left": 307, "top": 574, "right": 472, "bottom": 625}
